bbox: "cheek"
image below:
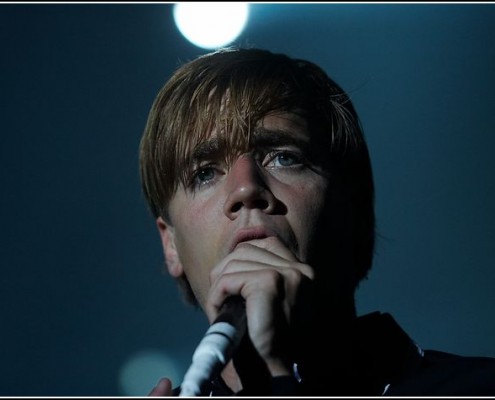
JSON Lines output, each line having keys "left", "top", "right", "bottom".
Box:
{"left": 173, "top": 208, "right": 210, "bottom": 259}
{"left": 170, "top": 198, "right": 224, "bottom": 276}
{"left": 286, "top": 177, "right": 328, "bottom": 215}
{"left": 170, "top": 212, "right": 215, "bottom": 306}
{"left": 283, "top": 180, "right": 329, "bottom": 257}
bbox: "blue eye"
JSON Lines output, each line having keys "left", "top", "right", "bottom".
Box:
{"left": 275, "top": 152, "right": 298, "bottom": 166}
{"left": 194, "top": 167, "right": 215, "bottom": 185}
{"left": 266, "top": 151, "right": 303, "bottom": 168}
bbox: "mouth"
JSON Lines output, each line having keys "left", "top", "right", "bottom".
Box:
{"left": 229, "top": 226, "right": 276, "bottom": 253}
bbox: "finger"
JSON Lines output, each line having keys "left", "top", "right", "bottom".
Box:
{"left": 206, "top": 266, "right": 275, "bottom": 314}
{"left": 148, "top": 377, "right": 173, "bottom": 396}
{"left": 207, "top": 266, "right": 295, "bottom": 319}
{"left": 211, "top": 239, "right": 313, "bottom": 283}
{"left": 211, "top": 249, "right": 314, "bottom": 286}
{"left": 211, "top": 247, "right": 288, "bottom": 283}
{"left": 236, "top": 236, "right": 298, "bottom": 261}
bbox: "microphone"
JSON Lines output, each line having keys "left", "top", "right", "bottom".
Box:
{"left": 178, "top": 296, "right": 247, "bottom": 397}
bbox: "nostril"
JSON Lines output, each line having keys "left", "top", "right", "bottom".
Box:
{"left": 253, "top": 199, "right": 269, "bottom": 209}
{"left": 230, "top": 198, "right": 268, "bottom": 214}
{"left": 231, "top": 203, "right": 242, "bottom": 213}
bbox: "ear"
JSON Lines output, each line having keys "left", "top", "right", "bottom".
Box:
{"left": 156, "top": 217, "right": 184, "bottom": 278}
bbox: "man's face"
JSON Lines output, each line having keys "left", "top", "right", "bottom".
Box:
{"left": 158, "top": 112, "right": 332, "bottom": 309}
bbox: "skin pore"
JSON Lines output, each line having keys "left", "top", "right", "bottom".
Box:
{"left": 156, "top": 112, "right": 332, "bottom": 392}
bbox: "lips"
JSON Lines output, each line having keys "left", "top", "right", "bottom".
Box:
{"left": 229, "top": 226, "right": 275, "bottom": 252}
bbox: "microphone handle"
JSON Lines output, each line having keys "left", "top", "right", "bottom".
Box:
{"left": 179, "top": 296, "right": 247, "bottom": 397}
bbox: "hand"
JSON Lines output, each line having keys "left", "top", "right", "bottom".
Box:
{"left": 148, "top": 377, "right": 173, "bottom": 396}
{"left": 206, "top": 236, "right": 314, "bottom": 377}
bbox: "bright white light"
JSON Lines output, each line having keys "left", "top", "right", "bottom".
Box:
{"left": 173, "top": 2, "right": 249, "bottom": 50}
{"left": 118, "top": 349, "right": 183, "bottom": 396}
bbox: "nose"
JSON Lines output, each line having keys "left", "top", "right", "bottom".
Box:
{"left": 223, "top": 154, "right": 277, "bottom": 220}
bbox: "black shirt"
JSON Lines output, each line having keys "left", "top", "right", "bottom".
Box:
{"left": 176, "top": 311, "right": 495, "bottom": 396}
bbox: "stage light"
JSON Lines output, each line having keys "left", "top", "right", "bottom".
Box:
{"left": 173, "top": 2, "right": 249, "bottom": 50}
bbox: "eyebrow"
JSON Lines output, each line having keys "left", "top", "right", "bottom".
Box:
{"left": 190, "top": 137, "right": 225, "bottom": 163}
{"left": 251, "top": 127, "right": 310, "bottom": 150}
{"left": 191, "top": 128, "right": 310, "bottom": 161}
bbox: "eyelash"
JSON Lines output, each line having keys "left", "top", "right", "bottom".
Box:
{"left": 263, "top": 150, "right": 305, "bottom": 168}
{"left": 189, "top": 150, "right": 306, "bottom": 189}
{"left": 190, "top": 164, "right": 220, "bottom": 189}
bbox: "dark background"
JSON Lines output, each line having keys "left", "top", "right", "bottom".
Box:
{"left": 1, "top": 3, "right": 494, "bottom": 395}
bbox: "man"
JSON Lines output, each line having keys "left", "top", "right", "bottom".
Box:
{"left": 139, "top": 47, "right": 495, "bottom": 395}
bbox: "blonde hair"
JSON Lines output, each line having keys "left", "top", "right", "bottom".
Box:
{"left": 139, "top": 47, "right": 375, "bottom": 298}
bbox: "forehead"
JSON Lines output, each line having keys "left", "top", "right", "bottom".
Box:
{"left": 190, "top": 112, "right": 311, "bottom": 162}
{"left": 259, "top": 112, "right": 308, "bottom": 136}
